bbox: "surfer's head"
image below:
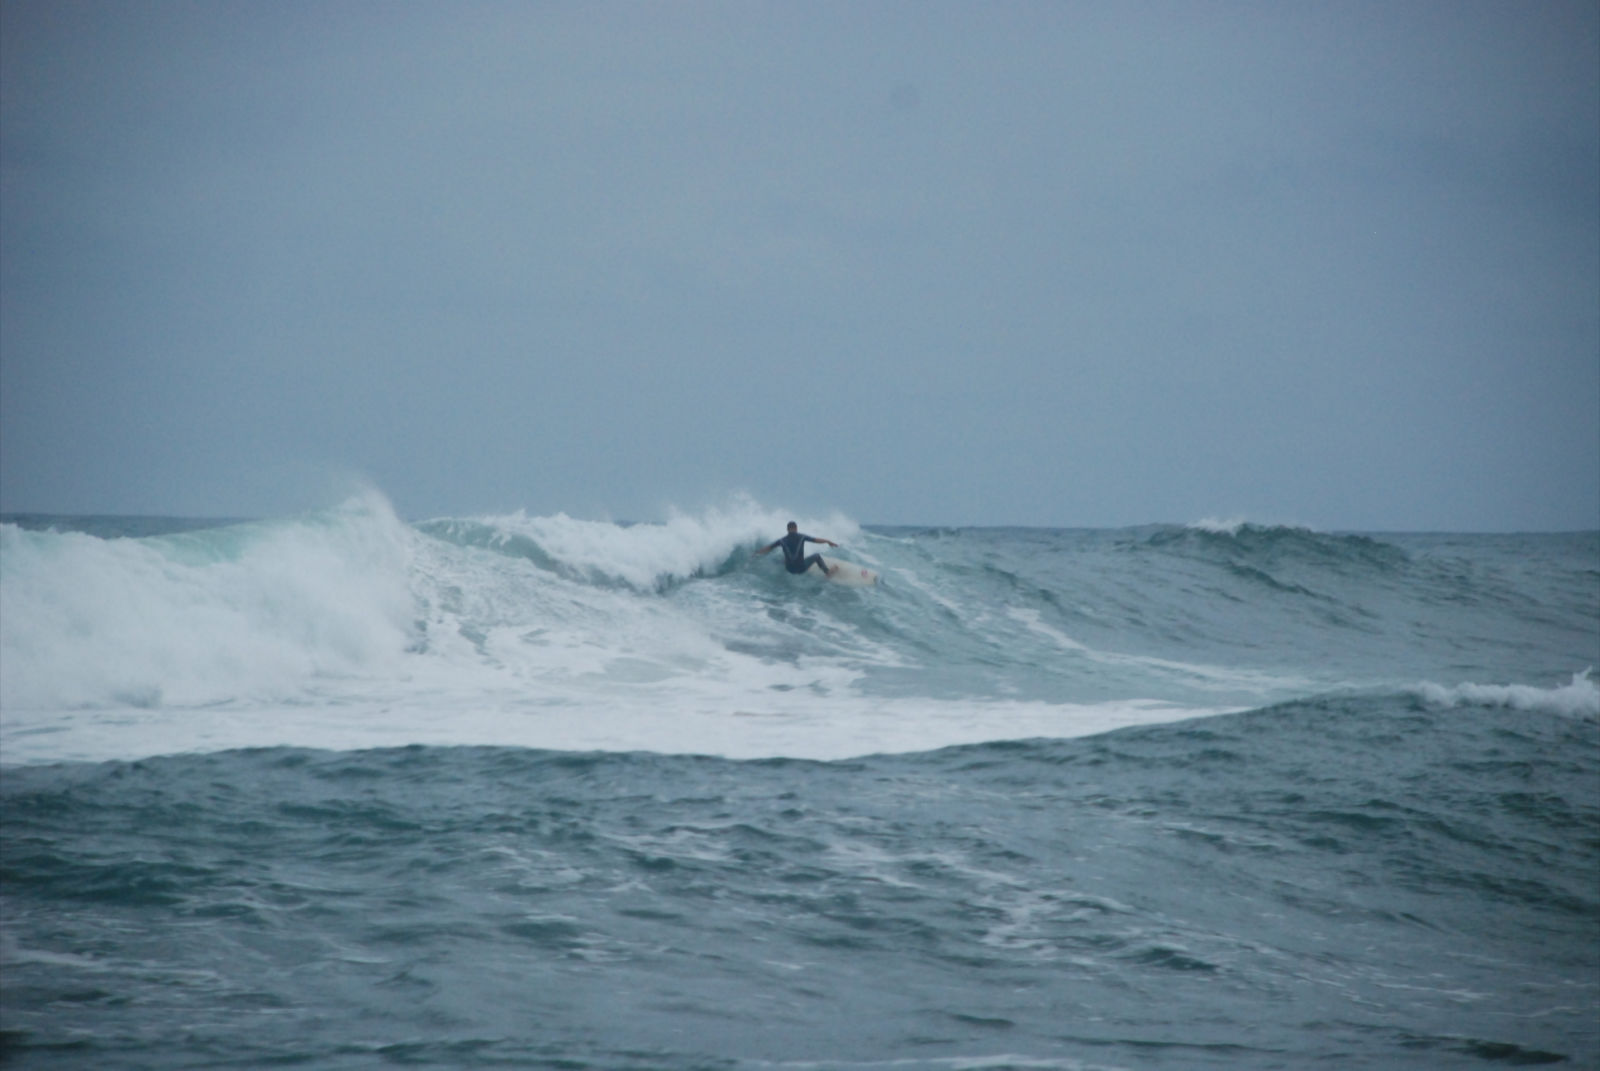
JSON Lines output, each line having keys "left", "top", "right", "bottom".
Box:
{"left": 787, "top": 521, "right": 798, "bottom": 533}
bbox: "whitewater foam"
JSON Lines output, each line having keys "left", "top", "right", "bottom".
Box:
{"left": 0, "top": 496, "right": 416, "bottom": 710}
{"left": 0, "top": 691, "right": 1234, "bottom": 766}
{"left": 1186, "top": 517, "right": 1320, "bottom": 538}
{"left": 1189, "top": 516, "right": 1253, "bottom": 536}
{"left": 1413, "top": 670, "right": 1599, "bottom": 719}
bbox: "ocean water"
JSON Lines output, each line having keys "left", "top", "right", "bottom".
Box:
{"left": 1, "top": 494, "right": 1596, "bottom": 1070}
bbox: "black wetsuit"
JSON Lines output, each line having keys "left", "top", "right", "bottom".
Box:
{"left": 772, "top": 532, "right": 828, "bottom": 575}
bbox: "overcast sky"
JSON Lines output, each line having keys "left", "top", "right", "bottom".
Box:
{"left": 2, "top": 1, "right": 1596, "bottom": 529}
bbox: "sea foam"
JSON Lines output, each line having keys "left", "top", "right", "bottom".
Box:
{"left": 1414, "top": 670, "right": 1599, "bottom": 718}
{"left": 0, "top": 493, "right": 415, "bottom": 710}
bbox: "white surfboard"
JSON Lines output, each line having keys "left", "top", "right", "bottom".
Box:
{"left": 813, "top": 557, "right": 878, "bottom": 587}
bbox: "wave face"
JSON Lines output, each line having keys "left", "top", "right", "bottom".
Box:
{"left": 2, "top": 495, "right": 1597, "bottom": 1068}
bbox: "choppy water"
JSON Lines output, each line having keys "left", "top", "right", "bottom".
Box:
{"left": 2, "top": 497, "right": 1596, "bottom": 1068}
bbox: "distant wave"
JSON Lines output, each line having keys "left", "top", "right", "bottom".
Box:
{"left": 1187, "top": 516, "right": 1290, "bottom": 536}
{"left": 1149, "top": 520, "right": 1413, "bottom": 582}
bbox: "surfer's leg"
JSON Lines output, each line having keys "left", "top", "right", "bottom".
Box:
{"left": 804, "top": 553, "right": 832, "bottom": 575}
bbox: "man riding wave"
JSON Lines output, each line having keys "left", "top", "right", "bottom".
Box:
{"left": 755, "top": 522, "right": 837, "bottom": 577}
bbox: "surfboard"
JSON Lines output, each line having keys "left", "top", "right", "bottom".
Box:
{"left": 813, "top": 557, "right": 878, "bottom": 587}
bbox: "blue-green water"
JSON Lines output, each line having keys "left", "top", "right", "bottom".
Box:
{"left": 2, "top": 500, "right": 1596, "bottom": 1068}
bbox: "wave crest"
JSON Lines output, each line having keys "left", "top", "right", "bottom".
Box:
{"left": 421, "top": 497, "right": 861, "bottom": 591}
{"left": 1151, "top": 520, "right": 1410, "bottom": 575}
{"left": 1414, "top": 670, "right": 1599, "bottom": 718}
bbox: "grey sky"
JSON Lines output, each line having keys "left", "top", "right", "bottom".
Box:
{"left": 2, "top": 1, "right": 1596, "bottom": 529}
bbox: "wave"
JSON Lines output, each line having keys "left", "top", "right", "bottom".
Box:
{"left": 1187, "top": 515, "right": 1305, "bottom": 536}
{"left": 418, "top": 497, "right": 860, "bottom": 591}
{"left": 1160, "top": 519, "right": 1412, "bottom": 571}
{"left": 3, "top": 490, "right": 1595, "bottom": 766}
{"left": 0, "top": 492, "right": 859, "bottom": 706}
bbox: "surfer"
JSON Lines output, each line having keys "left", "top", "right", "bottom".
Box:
{"left": 756, "top": 522, "right": 838, "bottom": 577}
